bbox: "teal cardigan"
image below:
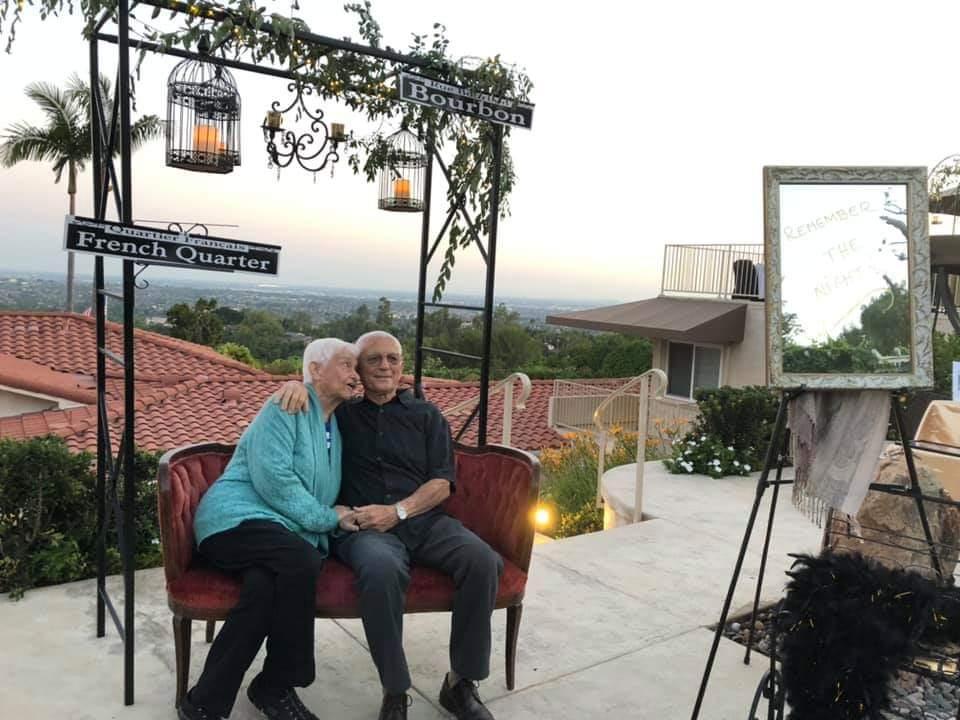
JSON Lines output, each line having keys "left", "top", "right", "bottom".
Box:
{"left": 194, "top": 384, "right": 342, "bottom": 555}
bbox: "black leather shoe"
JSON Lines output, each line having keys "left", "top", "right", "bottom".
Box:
{"left": 438, "top": 676, "right": 495, "bottom": 720}
{"left": 178, "top": 691, "right": 225, "bottom": 720}
{"left": 247, "top": 681, "right": 320, "bottom": 720}
{"left": 378, "top": 692, "right": 412, "bottom": 720}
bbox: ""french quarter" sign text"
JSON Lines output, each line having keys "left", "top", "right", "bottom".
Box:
{"left": 63, "top": 216, "right": 281, "bottom": 275}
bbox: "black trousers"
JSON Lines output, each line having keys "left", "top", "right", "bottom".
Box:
{"left": 332, "top": 514, "right": 504, "bottom": 694}
{"left": 190, "top": 520, "right": 324, "bottom": 717}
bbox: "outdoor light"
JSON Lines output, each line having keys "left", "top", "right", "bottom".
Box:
{"left": 261, "top": 82, "right": 346, "bottom": 177}
{"left": 166, "top": 55, "right": 241, "bottom": 174}
{"left": 377, "top": 128, "right": 427, "bottom": 212}
{"left": 262, "top": 110, "right": 283, "bottom": 134}
{"left": 534, "top": 505, "right": 551, "bottom": 530}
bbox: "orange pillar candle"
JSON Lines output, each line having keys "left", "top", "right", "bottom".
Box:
{"left": 393, "top": 178, "right": 411, "bottom": 199}
{"left": 193, "top": 124, "right": 220, "bottom": 156}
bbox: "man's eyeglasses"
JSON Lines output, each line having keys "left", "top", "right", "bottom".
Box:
{"left": 362, "top": 353, "right": 402, "bottom": 367}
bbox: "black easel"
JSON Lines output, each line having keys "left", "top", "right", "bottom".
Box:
{"left": 690, "top": 388, "right": 944, "bottom": 720}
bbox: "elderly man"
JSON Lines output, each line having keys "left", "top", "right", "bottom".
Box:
{"left": 278, "top": 331, "right": 502, "bottom": 720}
{"left": 179, "top": 338, "right": 360, "bottom": 720}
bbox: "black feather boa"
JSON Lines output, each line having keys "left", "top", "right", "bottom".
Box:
{"left": 775, "top": 552, "right": 960, "bottom": 719}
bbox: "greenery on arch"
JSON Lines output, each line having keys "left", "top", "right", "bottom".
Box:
{"left": 0, "top": 0, "right": 534, "bottom": 299}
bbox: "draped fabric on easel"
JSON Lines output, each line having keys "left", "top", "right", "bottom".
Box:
{"left": 788, "top": 390, "right": 891, "bottom": 526}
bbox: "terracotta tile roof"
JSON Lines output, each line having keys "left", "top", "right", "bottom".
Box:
{"left": 0, "top": 353, "right": 98, "bottom": 404}
{"left": 0, "top": 312, "right": 596, "bottom": 454}
{"left": 422, "top": 379, "right": 565, "bottom": 450}
{"left": 0, "top": 312, "right": 264, "bottom": 380}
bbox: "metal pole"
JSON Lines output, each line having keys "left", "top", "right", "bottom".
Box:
{"left": 478, "top": 124, "right": 504, "bottom": 447}
{"left": 413, "top": 130, "right": 435, "bottom": 398}
{"left": 744, "top": 443, "right": 789, "bottom": 665}
{"left": 894, "top": 396, "right": 943, "bottom": 580}
{"left": 690, "top": 391, "right": 792, "bottom": 720}
{"left": 633, "top": 375, "right": 649, "bottom": 523}
{"left": 118, "top": 0, "right": 136, "bottom": 705}
{"left": 90, "top": 32, "right": 107, "bottom": 641}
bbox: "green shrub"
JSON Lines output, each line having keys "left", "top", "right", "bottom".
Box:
{"left": 933, "top": 331, "right": 960, "bottom": 395}
{"left": 782, "top": 338, "right": 879, "bottom": 374}
{"left": 0, "top": 437, "right": 163, "bottom": 598}
{"left": 662, "top": 386, "right": 777, "bottom": 478}
{"left": 555, "top": 503, "right": 603, "bottom": 538}
{"left": 662, "top": 435, "right": 758, "bottom": 478}
{"left": 691, "top": 386, "right": 778, "bottom": 457}
{"left": 539, "top": 430, "right": 637, "bottom": 536}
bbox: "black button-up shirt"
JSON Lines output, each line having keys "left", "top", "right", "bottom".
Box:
{"left": 335, "top": 390, "right": 455, "bottom": 535}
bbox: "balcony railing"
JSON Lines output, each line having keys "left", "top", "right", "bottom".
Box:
{"left": 661, "top": 243, "right": 764, "bottom": 300}
{"left": 548, "top": 375, "right": 701, "bottom": 523}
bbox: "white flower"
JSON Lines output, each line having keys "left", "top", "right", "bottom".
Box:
{"left": 744, "top": 464, "right": 752, "bottom": 472}
{"left": 684, "top": 449, "right": 692, "bottom": 455}
{"left": 733, "top": 460, "right": 740, "bottom": 467}
{"left": 700, "top": 435, "right": 707, "bottom": 441}
{"left": 151, "top": 538, "right": 160, "bottom": 545}
{"left": 727, "top": 446, "right": 734, "bottom": 451}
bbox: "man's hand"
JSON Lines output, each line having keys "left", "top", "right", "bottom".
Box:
{"left": 335, "top": 504, "right": 359, "bottom": 532}
{"left": 353, "top": 504, "right": 399, "bottom": 533}
{"left": 273, "top": 381, "right": 309, "bottom": 414}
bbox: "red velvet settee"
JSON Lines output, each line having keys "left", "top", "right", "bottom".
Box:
{"left": 157, "top": 441, "right": 540, "bottom": 706}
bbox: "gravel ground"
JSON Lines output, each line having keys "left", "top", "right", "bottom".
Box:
{"left": 722, "top": 608, "right": 960, "bottom": 719}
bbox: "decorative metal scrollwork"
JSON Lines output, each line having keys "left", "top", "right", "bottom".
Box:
{"left": 261, "top": 81, "right": 347, "bottom": 177}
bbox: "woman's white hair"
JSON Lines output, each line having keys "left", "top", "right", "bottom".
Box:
{"left": 355, "top": 330, "right": 402, "bottom": 353}
{"left": 302, "top": 338, "right": 358, "bottom": 384}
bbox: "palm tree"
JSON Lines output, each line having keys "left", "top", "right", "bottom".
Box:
{"left": 0, "top": 74, "right": 162, "bottom": 312}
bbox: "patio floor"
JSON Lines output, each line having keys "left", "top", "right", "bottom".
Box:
{"left": 1, "top": 464, "right": 822, "bottom": 719}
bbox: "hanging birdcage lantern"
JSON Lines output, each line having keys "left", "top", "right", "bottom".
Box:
{"left": 166, "top": 56, "right": 241, "bottom": 174}
{"left": 378, "top": 129, "right": 427, "bottom": 212}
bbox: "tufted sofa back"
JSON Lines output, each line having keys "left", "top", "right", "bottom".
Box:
{"left": 157, "top": 443, "right": 235, "bottom": 584}
{"left": 157, "top": 441, "right": 540, "bottom": 583}
{"left": 444, "top": 445, "right": 540, "bottom": 573}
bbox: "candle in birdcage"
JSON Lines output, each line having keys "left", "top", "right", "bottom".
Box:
{"left": 330, "top": 122, "right": 346, "bottom": 141}
{"left": 263, "top": 111, "right": 282, "bottom": 130}
{"left": 193, "top": 124, "right": 220, "bottom": 155}
{"left": 393, "top": 178, "right": 411, "bottom": 199}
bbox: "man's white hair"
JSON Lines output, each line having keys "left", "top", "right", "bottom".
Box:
{"left": 355, "top": 330, "right": 402, "bottom": 354}
{"left": 303, "top": 338, "right": 358, "bottom": 384}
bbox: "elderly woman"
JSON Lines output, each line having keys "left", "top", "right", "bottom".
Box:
{"left": 178, "top": 338, "right": 360, "bottom": 720}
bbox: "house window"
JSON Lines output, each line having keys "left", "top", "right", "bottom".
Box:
{"left": 667, "top": 342, "right": 721, "bottom": 399}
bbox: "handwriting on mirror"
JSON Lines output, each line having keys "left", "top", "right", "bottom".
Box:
{"left": 783, "top": 201, "right": 874, "bottom": 240}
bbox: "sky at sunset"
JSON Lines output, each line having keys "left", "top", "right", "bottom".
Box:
{"left": 2, "top": 1, "right": 960, "bottom": 303}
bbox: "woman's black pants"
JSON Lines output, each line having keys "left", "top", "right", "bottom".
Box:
{"left": 189, "top": 520, "right": 323, "bottom": 717}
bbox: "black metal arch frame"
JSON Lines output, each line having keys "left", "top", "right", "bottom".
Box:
{"left": 89, "top": 0, "right": 516, "bottom": 704}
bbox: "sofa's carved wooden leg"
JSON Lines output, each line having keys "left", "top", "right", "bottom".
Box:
{"left": 173, "top": 615, "right": 192, "bottom": 707}
{"left": 205, "top": 620, "right": 216, "bottom": 644}
{"left": 505, "top": 603, "right": 523, "bottom": 691}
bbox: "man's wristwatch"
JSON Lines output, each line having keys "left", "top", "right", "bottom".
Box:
{"left": 394, "top": 503, "right": 408, "bottom": 521}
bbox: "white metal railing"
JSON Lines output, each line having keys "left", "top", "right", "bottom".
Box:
{"left": 661, "top": 243, "right": 764, "bottom": 299}
{"left": 647, "top": 396, "right": 700, "bottom": 449}
{"left": 444, "top": 372, "right": 533, "bottom": 447}
{"left": 549, "top": 378, "right": 634, "bottom": 433}
{"left": 593, "top": 369, "right": 668, "bottom": 523}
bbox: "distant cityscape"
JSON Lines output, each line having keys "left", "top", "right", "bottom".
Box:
{"left": 0, "top": 268, "right": 604, "bottom": 326}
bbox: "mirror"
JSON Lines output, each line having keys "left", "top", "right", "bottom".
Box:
{"left": 764, "top": 166, "right": 933, "bottom": 389}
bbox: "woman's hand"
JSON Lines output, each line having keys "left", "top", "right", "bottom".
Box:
{"left": 353, "top": 504, "right": 399, "bottom": 533}
{"left": 335, "top": 504, "right": 359, "bottom": 532}
{"left": 273, "top": 381, "right": 310, "bottom": 413}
